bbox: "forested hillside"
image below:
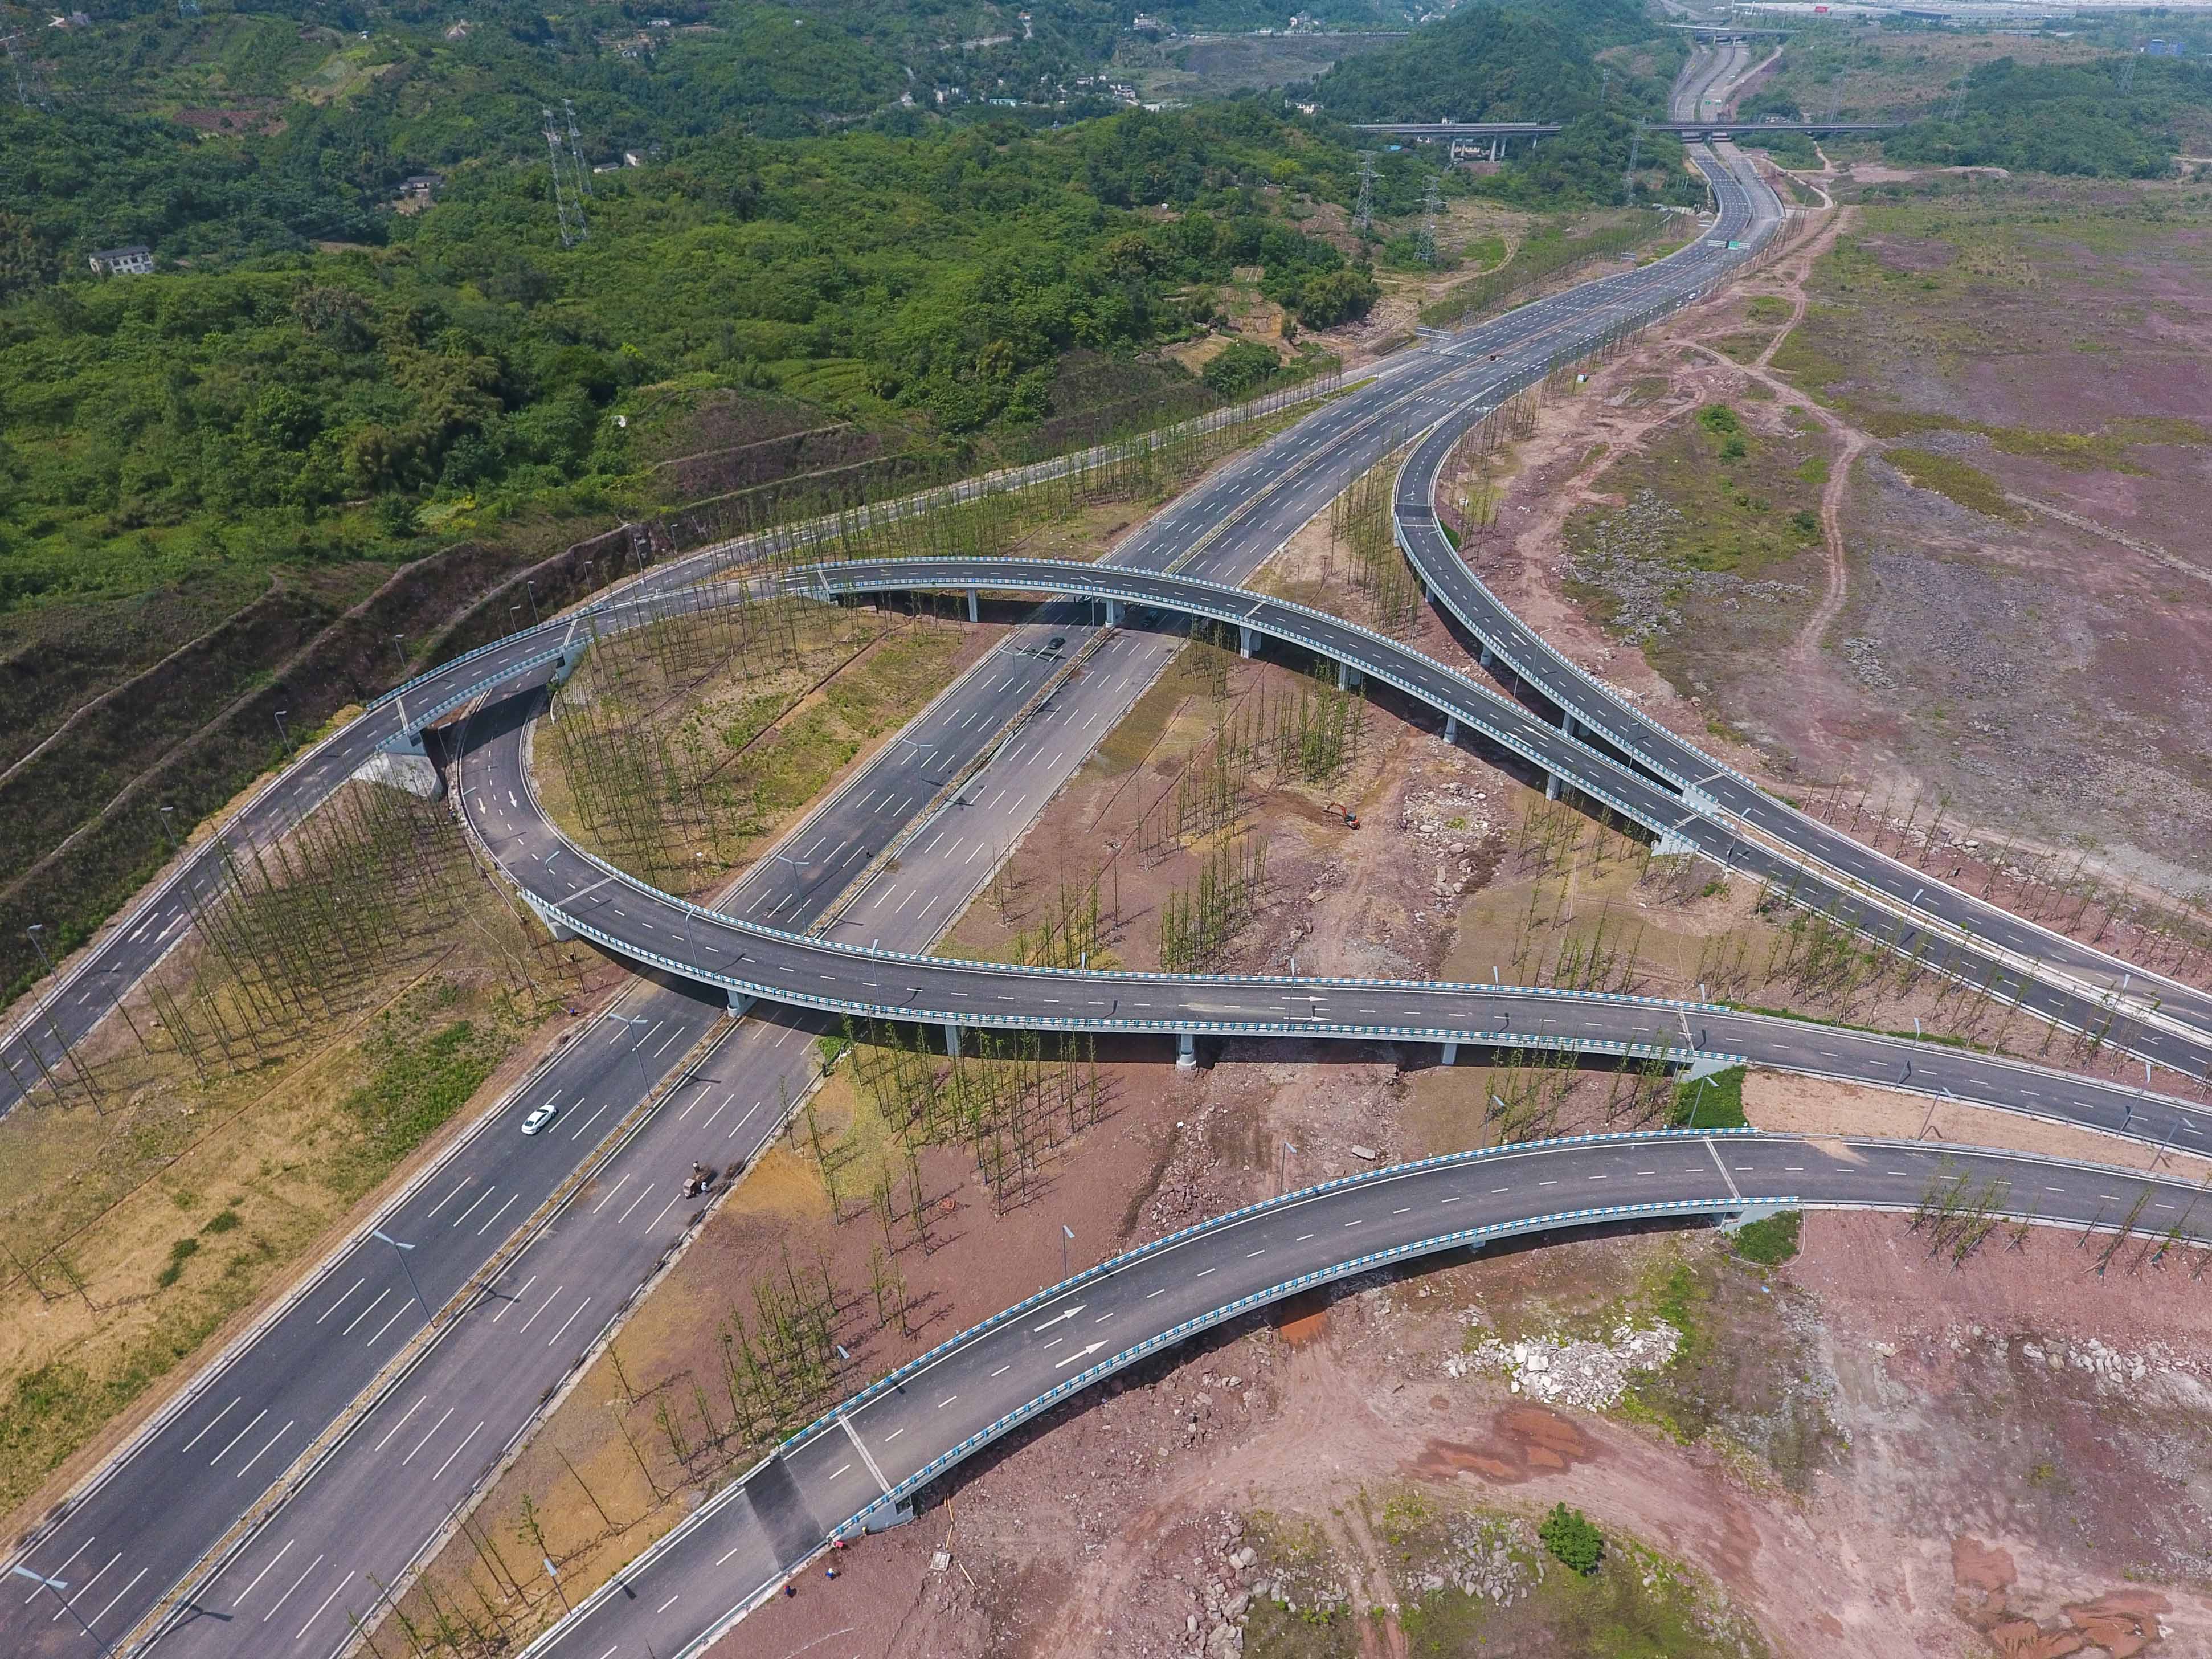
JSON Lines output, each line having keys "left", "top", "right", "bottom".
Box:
{"left": 1302, "top": 0, "right": 1684, "bottom": 125}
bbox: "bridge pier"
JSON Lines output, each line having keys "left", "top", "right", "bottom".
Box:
{"left": 1441, "top": 1040, "right": 1458, "bottom": 1066}
{"left": 1564, "top": 712, "right": 1579, "bottom": 741}
{"left": 1176, "top": 1031, "right": 1196, "bottom": 1072}
{"left": 1105, "top": 597, "right": 1126, "bottom": 628}
{"left": 1238, "top": 624, "right": 1256, "bottom": 660}
{"left": 944, "top": 1024, "right": 963, "bottom": 1059}
{"left": 1336, "top": 662, "right": 1362, "bottom": 691}
{"left": 1545, "top": 773, "right": 1560, "bottom": 802}
{"left": 1443, "top": 716, "right": 1458, "bottom": 745}
{"left": 967, "top": 589, "right": 979, "bottom": 623}
{"left": 522, "top": 894, "right": 576, "bottom": 943}
{"left": 1477, "top": 643, "right": 1493, "bottom": 669}
{"left": 727, "top": 991, "right": 754, "bottom": 1017}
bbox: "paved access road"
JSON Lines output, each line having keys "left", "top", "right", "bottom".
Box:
{"left": 525, "top": 1130, "right": 2212, "bottom": 1659}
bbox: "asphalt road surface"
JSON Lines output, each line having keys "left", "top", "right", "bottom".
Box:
{"left": 524, "top": 1130, "right": 2212, "bottom": 1659}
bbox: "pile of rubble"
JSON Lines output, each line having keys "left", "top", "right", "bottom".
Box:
{"left": 1397, "top": 781, "right": 1497, "bottom": 905}
{"left": 1174, "top": 1514, "right": 1263, "bottom": 1657}
{"left": 1563, "top": 489, "right": 1810, "bottom": 643}
{"left": 1446, "top": 1319, "right": 1681, "bottom": 1410}
{"left": 1404, "top": 1511, "right": 1543, "bottom": 1609}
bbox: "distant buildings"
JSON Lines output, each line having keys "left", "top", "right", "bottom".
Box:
{"left": 2144, "top": 38, "right": 2187, "bottom": 56}
{"left": 397, "top": 173, "right": 444, "bottom": 202}
{"left": 88, "top": 245, "right": 154, "bottom": 276}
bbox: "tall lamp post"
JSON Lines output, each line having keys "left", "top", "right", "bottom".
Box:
{"left": 10, "top": 1562, "right": 108, "bottom": 1652}
{"left": 371, "top": 1227, "right": 434, "bottom": 1323}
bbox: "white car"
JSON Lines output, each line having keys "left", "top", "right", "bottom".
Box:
{"left": 521, "top": 1101, "right": 560, "bottom": 1135}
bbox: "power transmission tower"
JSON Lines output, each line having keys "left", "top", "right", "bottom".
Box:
{"left": 543, "top": 108, "right": 588, "bottom": 247}
{"left": 2, "top": 32, "right": 52, "bottom": 111}
{"left": 1353, "top": 151, "right": 1376, "bottom": 236}
{"left": 1417, "top": 174, "right": 1441, "bottom": 265}
{"left": 1944, "top": 80, "right": 1968, "bottom": 121}
{"left": 177, "top": 0, "right": 201, "bottom": 15}
{"left": 563, "top": 98, "right": 593, "bottom": 198}
{"left": 1599, "top": 66, "right": 1611, "bottom": 106}
{"left": 2119, "top": 45, "right": 2138, "bottom": 96}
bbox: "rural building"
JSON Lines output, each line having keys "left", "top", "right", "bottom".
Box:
{"left": 87, "top": 244, "right": 153, "bottom": 276}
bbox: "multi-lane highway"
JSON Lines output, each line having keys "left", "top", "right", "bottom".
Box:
{"left": 6, "top": 113, "right": 2197, "bottom": 1659}
{"left": 0, "top": 143, "right": 1786, "bottom": 1659}
{"left": 523, "top": 1130, "right": 2212, "bottom": 1659}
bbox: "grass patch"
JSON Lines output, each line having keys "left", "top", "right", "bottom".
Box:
{"left": 1881, "top": 447, "right": 2022, "bottom": 522}
{"left": 1745, "top": 295, "right": 1792, "bottom": 325}
{"left": 1668, "top": 1065, "right": 1745, "bottom": 1129}
{"left": 1731, "top": 1209, "right": 1802, "bottom": 1267}
{"left": 325, "top": 1005, "right": 512, "bottom": 1196}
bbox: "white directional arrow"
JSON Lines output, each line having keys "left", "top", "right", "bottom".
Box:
{"left": 1029, "top": 1306, "right": 1084, "bottom": 1333}
{"left": 1054, "top": 1341, "right": 1108, "bottom": 1370}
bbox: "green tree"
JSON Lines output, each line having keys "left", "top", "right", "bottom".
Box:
{"left": 1539, "top": 1502, "right": 1605, "bottom": 1575}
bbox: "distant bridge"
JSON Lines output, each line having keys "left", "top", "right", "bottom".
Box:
{"left": 1352, "top": 120, "right": 1897, "bottom": 141}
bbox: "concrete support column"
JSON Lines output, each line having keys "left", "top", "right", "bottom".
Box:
{"left": 1105, "top": 598, "right": 1126, "bottom": 628}
{"left": 944, "top": 1023, "right": 963, "bottom": 1059}
{"left": 1477, "top": 643, "right": 1493, "bottom": 669}
{"left": 727, "top": 991, "right": 754, "bottom": 1017}
{"left": 1176, "top": 1031, "right": 1197, "bottom": 1072}
{"left": 1545, "top": 773, "right": 1560, "bottom": 802}
{"left": 1444, "top": 716, "right": 1458, "bottom": 745}
{"left": 966, "top": 589, "right": 979, "bottom": 623}
{"left": 1238, "top": 624, "right": 1256, "bottom": 660}
{"left": 1441, "top": 1040, "right": 1459, "bottom": 1066}
{"left": 1336, "top": 661, "right": 1362, "bottom": 691}
{"left": 1564, "top": 712, "right": 1579, "bottom": 741}
{"left": 523, "top": 894, "right": 576, "bottom": 943}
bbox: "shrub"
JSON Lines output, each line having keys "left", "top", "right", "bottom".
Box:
{"left": 156, "top": 1236, "right": 200, "bottom": 1289}
{"left": 1539, "top": 1502, "right": 1604, "bottom": 1575}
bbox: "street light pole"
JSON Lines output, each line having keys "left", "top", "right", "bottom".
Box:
{"left": 392, "top": 634, "right": 408, "bottom": 677}
{"left": 527, "top": 579, "right": 542, "bottom": 626}
{"left": 273, "top": 708, "right": 289, "bottom": 749}
{"left": 159, "top": 804, "right": 177, "bottom": 850}
{"left": 371, "top": 1227, "right": 434, "bottom": 1322}
{"left": 610, "top": 1012, "right": 657, "bottom": 1103}
{"left": 10, "top": 1563, "right": 108, "bottom": 1652}
{"left": 1061, "top": 1224, "right": 1073, "bottom": 1282}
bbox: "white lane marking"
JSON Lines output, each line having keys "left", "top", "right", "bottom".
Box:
{"left": 340, "top": 1287, "right": 391, "bottom": 1337}
{"left": 490, "top": 1273, "right": 537, "bottom": 1323}
{"left": 312, "top": 1280, "right": 365, "bottom": 1326}
{"left": 401, "top": 1407, "right": 457, "bottom": 1465}
{"left": 178, "top": 1396, "right": 242, "bottom": 1453}
{"left": 373, "top": 1396, "right": 427, "bottom": 1452}
{"left": 234, "top": 1419, "right": 294, "bottom": 1480}
{"left": 261, "top": 1556, "right": 324, "bottom": 1623}
{"left": 295, "top": 1571, "right": 355, "bottom": 1640}
{"left": 84, "top": 1567, "right": 148, "bottom": 1632}
{"left": 1702, "top": 1137, "right": 1744, "bottom": 1202}
{"left": 209, "top": 1408, "right": 269, "bottom": 1467}
{"left": 544, "top": 1297, "right": 594, "bottom": 1349}
{"left": 517, "top": 1285, "right": 563, "bottom": 1333}
{"left": 232, "top": 1539, "right": 295, "bottom": 1609}
{"left": 432, "top": 1421, "right": 485, "bottom": 1480}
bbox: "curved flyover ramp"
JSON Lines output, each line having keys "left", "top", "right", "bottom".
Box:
{"left": 518, "top": 1129, "right": 2211, "bottom": 1659}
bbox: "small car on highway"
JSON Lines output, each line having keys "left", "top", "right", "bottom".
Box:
{"left": 521, "top": 1101, "right": 561, "bottom": 1135}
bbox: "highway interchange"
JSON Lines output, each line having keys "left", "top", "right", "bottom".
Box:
{"left": 6, "top": 112, "right": 2211, "bottom": 1659}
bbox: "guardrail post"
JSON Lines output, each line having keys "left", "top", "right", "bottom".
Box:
{"left": 1176, "top": 1030, "right": 1196, "bottom": 1072}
